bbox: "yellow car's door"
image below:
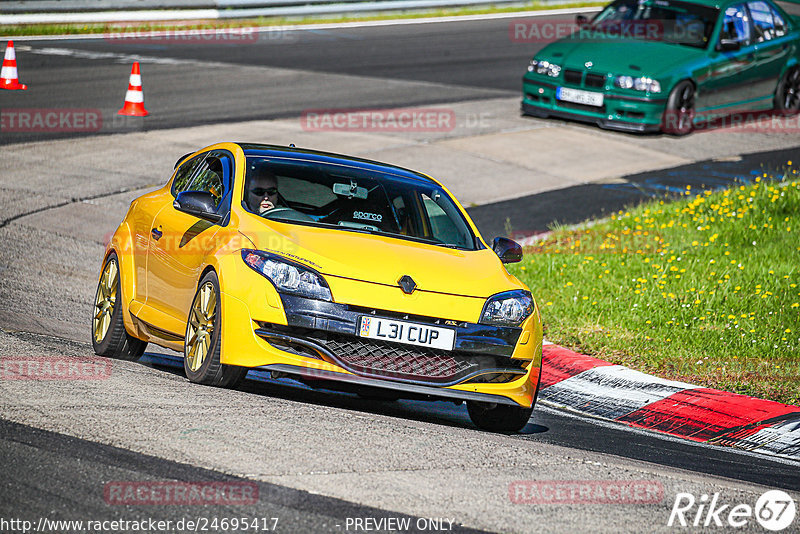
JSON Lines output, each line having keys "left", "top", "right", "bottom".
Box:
{"left": 127, "top": 191, "right": 165, "bottom": 306}
{"left": 144, "top": 151, "right": 234, "bottom": 337}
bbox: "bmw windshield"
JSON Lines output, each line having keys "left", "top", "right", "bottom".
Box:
{"left": 243, "top": 156, "right": 479, "bottom": 250}
{"left": 588, "top": 0, "right": 719, "bottom": 48}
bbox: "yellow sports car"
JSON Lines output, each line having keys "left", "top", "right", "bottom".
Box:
{"left": 92, "top": 143, "right": 543, "bottom": 432}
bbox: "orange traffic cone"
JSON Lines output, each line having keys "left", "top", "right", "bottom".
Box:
{"left": 1, "top": 40, "right": 27, "bottom": 90}
{"left": 118, "top": 62, "right": 148, "bottom": 116}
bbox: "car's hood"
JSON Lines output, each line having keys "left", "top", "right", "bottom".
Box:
{"left": 239, "top": 219, "right": 522, "bottom": 299}
{"left": 541, "top": 37, "right": 703, "bottom": 77}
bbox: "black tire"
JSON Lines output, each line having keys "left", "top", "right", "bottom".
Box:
{"left": 183, "top": 271, "right": 246, "bottom": 388}
{"left": 662, "top": 80, "right": 696, "bottom": 135}
{"left": 91, "top": 253, "right": 147, "bottom": 361}
{"left": 774, "top": 66, "right": 800, "bottom": 116}
{"left": 467, "top": 401, "right": 534, "bottom": 433}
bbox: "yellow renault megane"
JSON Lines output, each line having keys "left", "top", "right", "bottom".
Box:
{"left": 92, "top": 143, "right": 543, "bottom": 432}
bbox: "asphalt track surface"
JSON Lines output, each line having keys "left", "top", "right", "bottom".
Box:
{"left": 2, "top": 17, "right": 532, "bottom": 144}
{"left": 1, "top": 419, "right": 481, "bottom": 534}
{"left": 2, "top": 13, "right": 800, "bottom": 533}
{"left": 470, "top": 145, "right": 800, "bottom": 237}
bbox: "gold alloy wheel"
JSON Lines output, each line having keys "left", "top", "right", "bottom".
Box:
{"left": 93, "top": 259, "right": 118, "bottom": 343}
{"left": 186, "top": 281, "right": 216, "bottom": 372}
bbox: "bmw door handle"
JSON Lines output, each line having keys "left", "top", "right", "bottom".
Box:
{"left": 151, "top": 227, "right": 163, "bottom": 241}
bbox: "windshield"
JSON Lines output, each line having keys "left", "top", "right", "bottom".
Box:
{"left": 243, "top": 156, "right": 478, "bottom": 250}
{"left": 589, "top": 0, "right": 719, "bottom": 48}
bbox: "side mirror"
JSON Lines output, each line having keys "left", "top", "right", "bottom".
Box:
{"left": 718, "top": 39, "right": 741, "bottom": 52}
{"left": 576, "top": 14, "right": 589, "bottom": 26}
{"left": 492, "top": 237, "right": 523, "bottom": 264}
{"left": 173, "top": 191, "right": 222, "bottom": 223}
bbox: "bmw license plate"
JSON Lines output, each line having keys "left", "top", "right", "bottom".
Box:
{"left": 358, "top": 316, "right": 455, "bottom": 351}
{"left": 556, "top": 87, "right": 604, "bottom": 107}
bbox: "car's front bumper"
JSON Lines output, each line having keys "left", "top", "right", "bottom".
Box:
{"left": 256, "top": 294, "right": 530, "bottom": 386}
{"left": 217, "top": 259, "right": 542, "bottom": 408}
{"left": 521, "top": 75, "right": 666, "bottom": 133}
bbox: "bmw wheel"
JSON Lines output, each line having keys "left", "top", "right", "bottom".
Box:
{"left": 184, "top": 271, "right": 246, "bottom": 387}
{"left": 775, "top": 66, "right": 800, "bottom": 115}
{"left": 662, "top": 80, "right": 696, "bottom": 135}
{"left": 92, "top": 253, "right": 147, "bottom": 360}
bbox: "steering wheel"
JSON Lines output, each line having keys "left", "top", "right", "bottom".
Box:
{"left": 262, "top": 207, "right": 315, "bottom": 223}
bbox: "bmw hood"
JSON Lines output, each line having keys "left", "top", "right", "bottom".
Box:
{"left": 538, "top": 37, "right": 703, "bottom": 79}
{"left": 239, "top": 220, "right": 522, "bottom": 299}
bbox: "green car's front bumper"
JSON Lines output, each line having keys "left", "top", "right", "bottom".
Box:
{"left": 521, "top": 74, "right": 668, "bottom": 133}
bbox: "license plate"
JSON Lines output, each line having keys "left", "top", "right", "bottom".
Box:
{"left": 358, "top": 316, "right": 455, "bottom": 351}
{"left": 557, "top": 87, "right": 604, "bottom": 107}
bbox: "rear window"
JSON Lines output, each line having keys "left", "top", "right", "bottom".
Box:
{"left": 243, "top": 156, "right": 478, "bottom": 250}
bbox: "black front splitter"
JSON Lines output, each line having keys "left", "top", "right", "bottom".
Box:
{"left": 258, "top": 363, "right": 524, "bottom": 407}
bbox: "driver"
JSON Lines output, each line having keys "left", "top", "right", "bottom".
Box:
{"left": 247, "top": 168, "right": 280, "bottom": 215}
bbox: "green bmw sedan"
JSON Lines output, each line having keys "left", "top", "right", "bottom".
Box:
{"left": 521, "top": 0, "right": 800, "bottom": 134}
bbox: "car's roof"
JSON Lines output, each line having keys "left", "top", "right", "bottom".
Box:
{"left": 238, "top": 143, "right": 437, "bottom": 185}
{"left": 608, "top": 0, "right": 737, "bottom": 9}
{"left": 651, "top": 0, "right": 789, "bottom": 8}
{"left": 675, "top": 0, "right": 723, "bottom": 8}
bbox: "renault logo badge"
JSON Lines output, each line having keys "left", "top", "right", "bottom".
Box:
{"left": 398, "top": 275, "right": 417, "bottom": 294}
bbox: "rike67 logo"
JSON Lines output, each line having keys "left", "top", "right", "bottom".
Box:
{"left": 668, "top": 490, "right": 796, "bottom": 531}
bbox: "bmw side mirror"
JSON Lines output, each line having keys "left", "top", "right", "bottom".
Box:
{"left": 174, "top": 191, "right": 222, "bottom": 223}
{"left": 718, "top": 39, "right": 741, "bottom": 52}
{"left": 492, "top": 237, "right": 523, "bottom": 264}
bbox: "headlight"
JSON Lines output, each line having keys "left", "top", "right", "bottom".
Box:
{"left": 615, "top": 75, "right": 634, "bottom": 89}
{"left": 480, "top": 290, "right": 533, "bottom": 327}
{"left": 241, "top": 249, "right": 332, "bottom": 301}
{"left": 615, "top": 75, "right": 661, "bottom": 93}
{"left": 528, "top": 59, "right": 561, "bottom": 78}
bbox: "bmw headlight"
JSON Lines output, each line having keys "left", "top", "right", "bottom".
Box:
{"left": 242, "top": 249, "right": 332, "bottom": 301}
{"left": 528, "top": 59, "right": 562, "bottom": 78}
{"left": 615, "top": 75, "right": 661, "bottom": 93}
{"left": 480, "top": 290, "right": 533, "bottom": 327}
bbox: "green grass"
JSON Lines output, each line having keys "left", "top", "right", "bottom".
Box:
{"left": 0, "top": 2, "right": 604, "bottom": 37}
{"left": 511, "top": 167, "right": 800, "bottom": 406}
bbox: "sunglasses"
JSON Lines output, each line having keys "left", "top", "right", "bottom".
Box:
{"left": 250, "top": 186, "right": 278, "bottom": 197}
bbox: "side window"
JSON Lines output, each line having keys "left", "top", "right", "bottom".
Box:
{"left": 771, "top": 6, "right": 787, "bottom": 36}
{"left": 748, "top": 1, "right": 777, "bottom": 41}
{"left": 720, "top": 4, "right": 752, "bottom": 45}
{"left": 186, "top": 154, "right": 233, "bottom": 211}
{"left": 171, "top": 155, "right": 204, "bottom": 196}
{"left": 420, "top": 193, "right": 468, "bottom": 248}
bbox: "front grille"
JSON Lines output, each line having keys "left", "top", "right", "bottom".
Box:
{"left": 585, "top": 73, "right": 606, "bottom": 88}
{"left": 321, "top": 334, "right": 526, "bottom": 386}
{"left": 563, "top": 69, "right": 607, "bottom": 89}
{"left": 563, "top": 69, "right": 582, "bottom": 85}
